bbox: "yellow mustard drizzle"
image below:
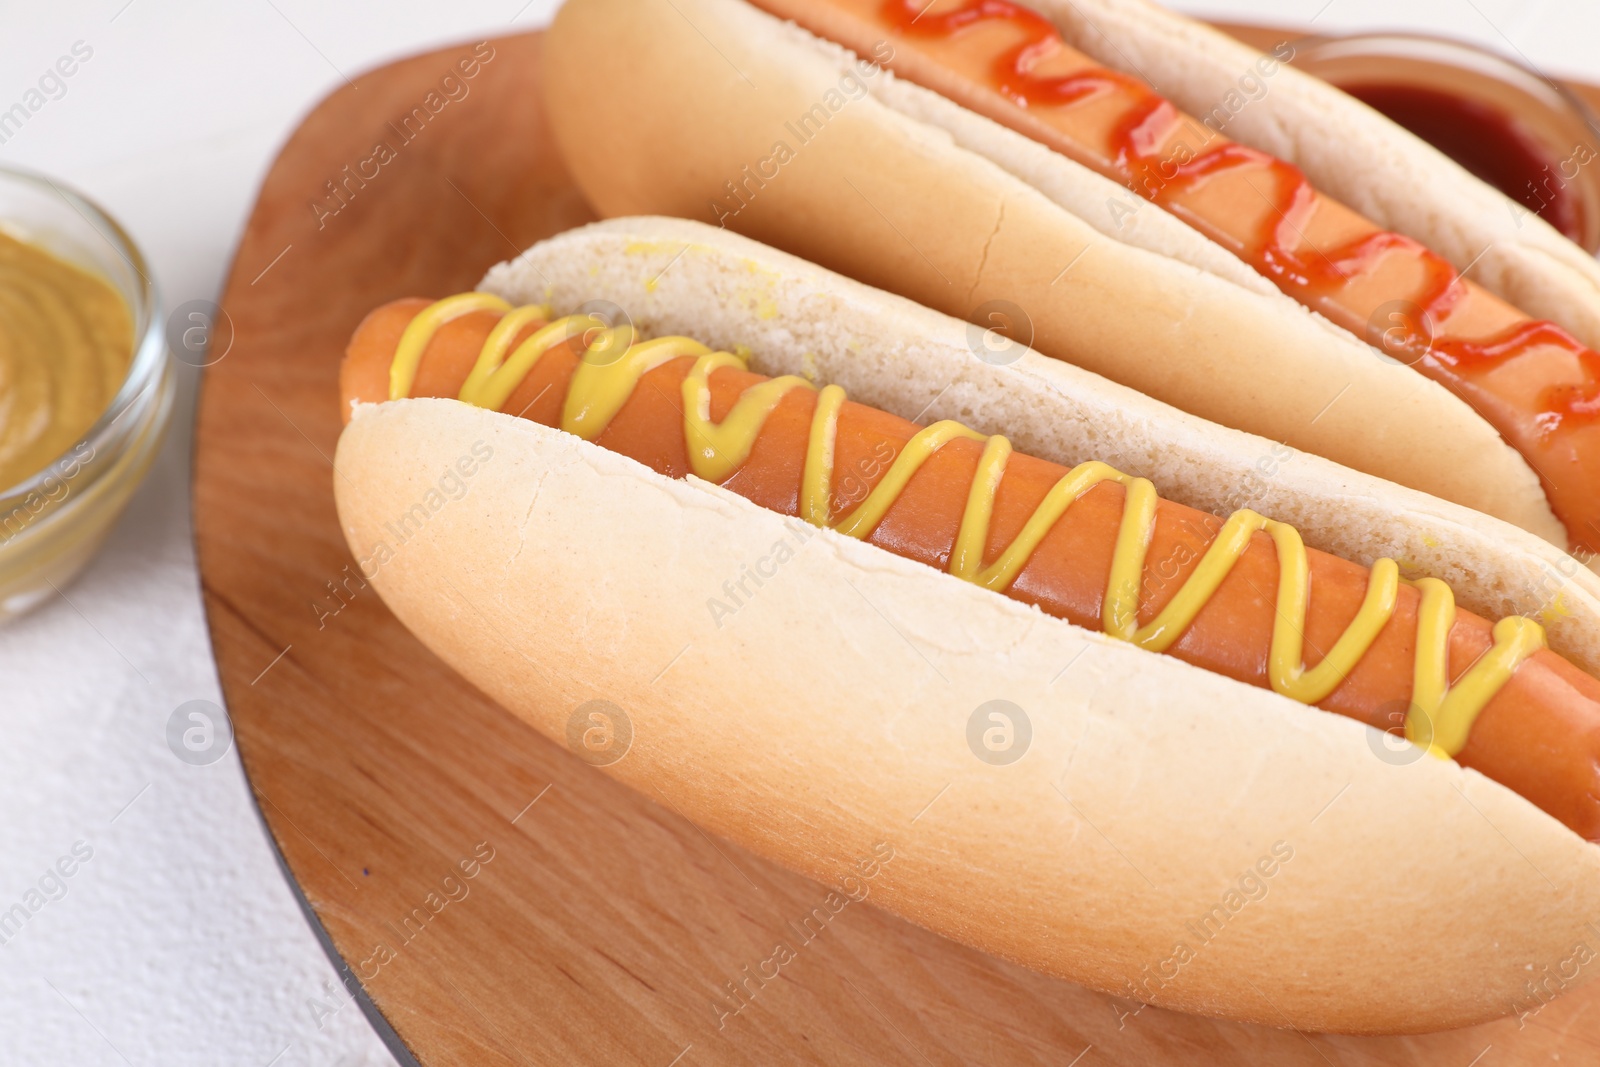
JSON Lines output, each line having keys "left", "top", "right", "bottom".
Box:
{"left": 391, "top": 295, "right": 1551, "bottom": 759}
{"left": 391, "top": 292, "right": 513, "bottom": 401}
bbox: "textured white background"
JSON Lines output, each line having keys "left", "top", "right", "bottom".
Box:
{"left": 0, "top": 0, "right": 1593, "bottom": 1064}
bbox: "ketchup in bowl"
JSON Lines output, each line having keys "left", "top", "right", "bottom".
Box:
{"left": 1288, "top": 33, "right": 1600, "bottom": 254}
{"left": 1347, "top": 83, "right": 1583, "bottom": 243}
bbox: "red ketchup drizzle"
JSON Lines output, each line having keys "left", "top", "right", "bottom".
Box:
{"left": 883, "top": 0, "right": 1599, "bottom": 544}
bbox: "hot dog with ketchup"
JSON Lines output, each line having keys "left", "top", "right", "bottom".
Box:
{"left": 542, "top": 0, "right": 1600, "bottom": 562}
{"left": 335, "top": 219, "right": 1600, "bottom": 1034}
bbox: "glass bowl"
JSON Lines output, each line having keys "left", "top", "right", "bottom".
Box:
{"left": 0, "top": 166, "right": 175, "bottom": 622}
{"left": 1287, "top": 32, "right": 1600, "bottom": 254}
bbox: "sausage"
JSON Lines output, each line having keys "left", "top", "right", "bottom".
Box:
{"left": 740, "top": 0, "right": 1600, "bottom": 558}
{"left": 343, "top": 298, "right": 1600, "bottom": 840}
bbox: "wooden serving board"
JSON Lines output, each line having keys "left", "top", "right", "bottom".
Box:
{"left": 195, "top": 27, "right": 1600, "bottom": 1067}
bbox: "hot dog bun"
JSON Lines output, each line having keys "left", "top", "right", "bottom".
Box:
{"left": 540, "top": 0, "right": 1572, "bottom": 550}
{"left": 334, "top": 217, "right": 1600, "bottom": 1033}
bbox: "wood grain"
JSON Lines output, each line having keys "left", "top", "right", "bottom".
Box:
{"left": 195, "top": 28, "right": 1600, "bottom": 1067}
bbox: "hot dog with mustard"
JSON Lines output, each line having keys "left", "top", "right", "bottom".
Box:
{"left": 334, "top": 218, "right": 1600, "bottom": 1035}
{"left": 343, "top": 296, "right": 1600, "bottom": 840}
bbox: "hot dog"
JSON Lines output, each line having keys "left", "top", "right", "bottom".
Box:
{"left": 334, "top": 218, "right": 1600, "bottom": 1034}
{"left": 541, "top": 0, "right": 1600, "bottom": 562}
{"left": 343, "top": 298, "right": 1600, "bottom": 841}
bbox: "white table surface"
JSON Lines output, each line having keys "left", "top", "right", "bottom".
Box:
{"left": 1, "top": 1, "right": 1594, "bottom": 1064}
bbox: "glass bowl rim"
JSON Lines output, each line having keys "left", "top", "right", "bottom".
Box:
{"left": 1284, "top": 29, "right": 1600, "bottom": 132}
